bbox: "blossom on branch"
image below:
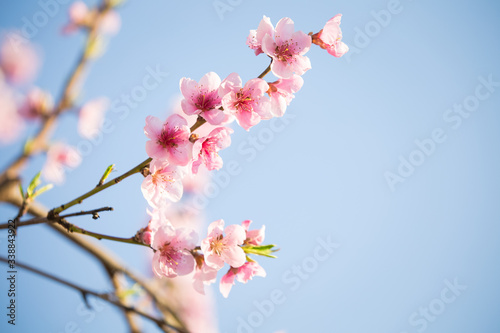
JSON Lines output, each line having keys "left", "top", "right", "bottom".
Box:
{"left": 220, "top": 73, "right": 270, "bottom": 131}
{"left": 261, "top": 17, "right": 312, "bottom": 79}
{"left": 180, "top": 72, "right": 227, "bottom": 125}
{"left": 219, "top": 261, "right": 266, "bottom": 298}
{"left": 267, "top": 74, "right": 304, "bottom": 117}
{"left": 141, "top": 158, "right": 185, "bottom": 206}
{"left": 192, "top": 127, "right": 233, "bottom": 174}
{"left": 201, "top": 219, "right": 246, "bottom": 270}
{"left": 151, "top": 224, "right": 198, "bottom": 278}
{"left": 246, "top": 15, "right": 274, "bottom": 56}
{"left": 144, "top": 114, "right": 192, "bottom": 166}
{"left": 311, "top": 14, "right": 349, "bottom": 57}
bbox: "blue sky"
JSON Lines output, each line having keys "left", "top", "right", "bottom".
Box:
{"left": 1, "top": 0, "right": 500, "bottom": 332}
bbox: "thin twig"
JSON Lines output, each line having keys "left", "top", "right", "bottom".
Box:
{"left": 257, "top": 61, "right": 272, "bottom": 79}
{"left": 49, "top": 158, "right": 152, "bottom": 216}
{"left": 0, "top": 206, "right": 114, "bottom": 230}
{"left": 0, "top": 256, "right": 183, "bottom": 333}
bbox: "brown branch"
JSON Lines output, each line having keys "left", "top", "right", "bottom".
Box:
{"left": 107, "top": 270, "right": 142, "bottom": 333}
{"left": 0, "top": 256, "right": 178, "bottom": 333}
{"left": 0, "top": 181, "right": 188, "bottom": 331}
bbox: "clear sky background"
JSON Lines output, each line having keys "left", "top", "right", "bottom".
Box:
{"left": 1, "top": 0, "right": 500, "bottom": 332}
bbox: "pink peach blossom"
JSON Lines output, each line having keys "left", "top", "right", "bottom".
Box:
{"left": 201, "top": 219, "right": 246, "bottom": 270}
{"left": 0, "top": 82, "right": 24, "bottom": 144}
{"left": 167, "top": 274, "right": 219, "bottom": 333}
{"left": 220, "top": 73, "right": 270, "bottom": 131}
{"left": 42, "top": 143, "right": 82, "bottom": 184}
{"left": 267, "top": 74, "right": 304, "bottom": 117}
{"left": 192, "top": 258, "right": 218, "bottom": 295}
{"left": 0, "top": 32, "right": 39, "bottom": 84}
{"left": 151, "top": 224, "right": 198, "bottom": 278}
{"left": 144, "top": 114, "right": 192, "bottom": 166}
{"left": 312, "top": 14, "right": 349, "bottom": 57}
{"left": 242, "top": 220, "right": 265, "bottom": 246}
{"left": 261, "top": 18, "right": 311, "bottom": 79}
{"left": 192, "top": 127, "right": 233, "bottom": 174}
{"left": 219, "top": 262, "right": 266, "bottom": 298}
{"left": 141, "top": 159, "right": 184, "bottom": 206}
{"left": 63, "top": 1, "right": 121, "bottom": 35}
{"left": 247, "top": 15, "right": 274, "bottom": 56}
{"left": 19, "top": 87, "right": 53, "bottom": 120}
{"left": 180, "top": 72, "right": 226, "bottom": 125}
{"left": 78, "top": 97, "right": 109, "bottom": 139}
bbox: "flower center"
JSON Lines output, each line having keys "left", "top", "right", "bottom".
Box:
{"left": 209, "top": 234, "right": 225, "bottom": 256}
{"left": 157, "top": 128, "right": 178, "bottom": 148}
{"left": 195, "top": 90, "right": 220, "bottom": 111}
{"left": 234, "top": 89, "right": 254, "bottom": 113}
{"left": 275, "top": 41, "right": 295, "bottom": 63}
{"left": 160, "top": 243, "right": 179, "bottom": 266}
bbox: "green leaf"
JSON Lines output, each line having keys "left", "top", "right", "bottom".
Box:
{"left": 242, "top": 244, "right": 279, "bottom": 258}
{"left": 98, "top": 164, "right": 115, "bottom": 185}
{"left": 32, "top": 184, "right": 53, "bottom": 199}
{"left": 27, "top": 172, "right": 42, "bottom": 198}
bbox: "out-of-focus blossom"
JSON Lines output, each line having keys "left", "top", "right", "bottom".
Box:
{"left": 63, "top": 1, "right": 121, "bottom": 35}
{"left": 0, "top": 82, "right": 24, "bottom": 144}
{"left": 0, "top": 32, "right": 39, "bottom": 84}
{"left": 192, "top": 127, "right": 233, "bottom": 174}
{"left": 144, "top": 114, "right": 192, "bottom": 166}
{"left": 261, "top": 18, "right": 312, "bottom": 78}
{"left": 19, "top": 87, "right": 53, "bottom": 120}
{"left": 312, "top": 14, "right": 349, "bottom": 57}
{"left": 182, "top": 166, "right": 211, "bottom": 195}
{"left": 77, "top": 97, "right": 109, "bottom": 139}
{"left": 42, "top": 143, "right": 82, "bottom": 184}
{"left": 165, "top": 274, "right": 219, "bottom": 333}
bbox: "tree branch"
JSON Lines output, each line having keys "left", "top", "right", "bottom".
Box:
{"left": 0, "top": 256, "right": 183, "bottom": 333}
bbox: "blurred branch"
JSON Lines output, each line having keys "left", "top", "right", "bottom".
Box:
{"left": 107, "top": 270, "right": 142, "bottom": 333}
{"left": 0, "top": 256, "right": 181, "bottom": 333}
{"left": 0, "top": 1, "right": 113, "bottom": 185}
